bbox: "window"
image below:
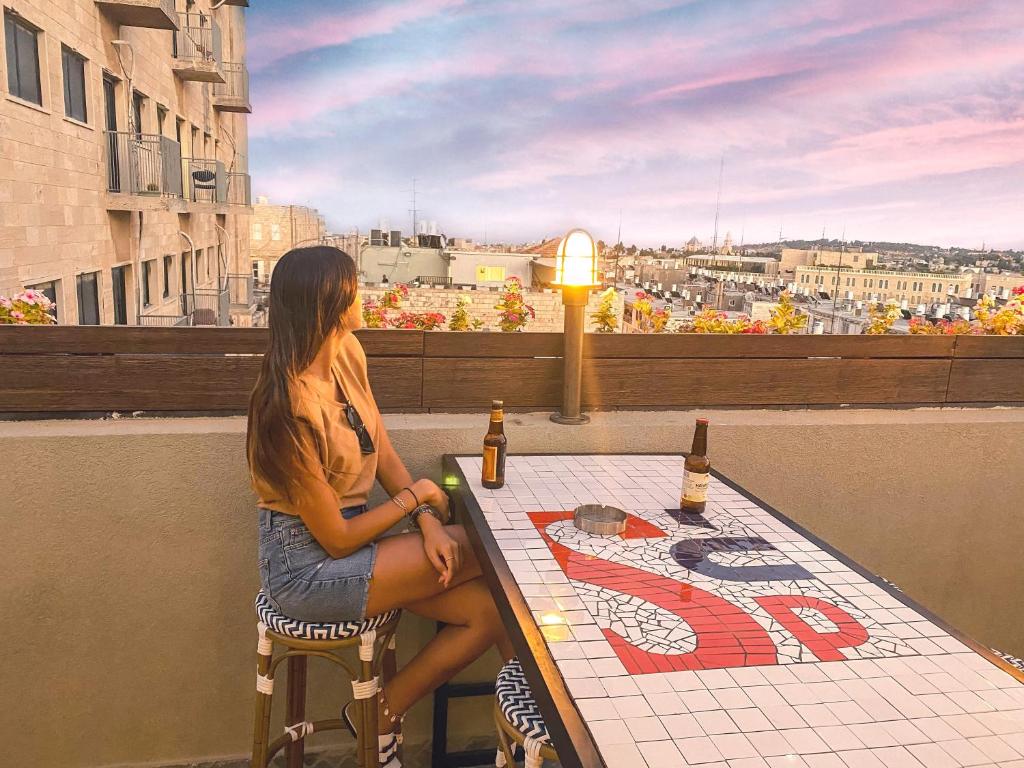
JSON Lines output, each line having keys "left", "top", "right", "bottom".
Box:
{"left": 142, "top": 260, "right": 154, "bottom": 307}
{"left": 195, "top": 249, "right": 203, "bottom": 284}
{"left": 271, "top": 223, "right": 281, "bottom": 241}
{"left": 191, "top": 125, "right": 199, "bottom": 158}
{"left": 61, "top": 46, "right": 87, "bottom": 122}
{"left": 111, "top": 265, "right": 128, "bottom": 325}
{"left": 476, "top": 265, "right": 507, "bottom": 282}
{"left": 132, "top": 90, "right": 145, "bottom": 137}
{"left": 252, "top": 222, "right": 262, "bottom": 240}
{"left": 5, "top": 10, "right": 42, "bottom": 105}
{"left": 24, "top": 279, "right": 59, "bottom": 322}
{"left": 156, "top": 104, "right": 167, "bottom": 136}
{"left": 163, "top": 254, "right": 173, "bottom": 298}
{"left": 76, "top": 272, "right": 100, "bottom": 325}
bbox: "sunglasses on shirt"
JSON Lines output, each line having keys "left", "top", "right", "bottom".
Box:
{"left": 344, "top": 402, "right": 376, "bottom": 455}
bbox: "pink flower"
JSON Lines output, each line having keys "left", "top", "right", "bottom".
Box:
{"left": 11, "top": 310, "right": 24, "bottom": 319}
{"left": 508, "top": 313, "right": 520, "bottom": 323}
{"left": 0, "top": 297, "right": 12, "bottom": 309}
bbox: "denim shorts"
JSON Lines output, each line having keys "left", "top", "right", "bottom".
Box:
{"left": 257, "top": 505, "right": 377, "bottom": 622}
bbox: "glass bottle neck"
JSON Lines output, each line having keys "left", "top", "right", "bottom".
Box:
{"left": 488, "top": 410, "right": 504, "bottom": 434}
{"left": 690, "top": 424, "right": 707, "bottom": 456}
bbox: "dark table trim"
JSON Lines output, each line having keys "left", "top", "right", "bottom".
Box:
{"left": 443, "top": 452, "right": 1024, "bottom": 768}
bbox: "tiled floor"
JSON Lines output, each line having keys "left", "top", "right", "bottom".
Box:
{"left": 457, "top": 454, "right": 1024, "bottom": 768}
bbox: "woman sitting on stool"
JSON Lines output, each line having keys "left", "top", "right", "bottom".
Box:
{"left": 248, "top": 246, "right": 513, "bottom": 767}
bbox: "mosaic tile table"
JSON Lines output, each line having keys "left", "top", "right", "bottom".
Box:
{"left": 444, "top": 454, "right": 1024, "bottom": 768}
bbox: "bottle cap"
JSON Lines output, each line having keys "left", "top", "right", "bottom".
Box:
{"left": 696, "top": 418, "right": 709, "bottom": 425}
{"left": 492, "top": 400, "right": 504, "bottom": 408}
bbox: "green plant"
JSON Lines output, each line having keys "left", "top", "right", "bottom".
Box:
{"left": 448, "top": 295, "right": 484, "bottom": 331}
{"left": 864, "top": 300, "right": 901, "bottom": 335}
{"left": 766, "top": 290, "right": 808, "bottom": 334}
{"left": 590, "top": 287, "right": 618, "bottom": 333}
{"left": 494, "top": 276, "right": 535, "bottom": 332}
{"left": 0, "top": 289, "right": 57, "bottom": 324}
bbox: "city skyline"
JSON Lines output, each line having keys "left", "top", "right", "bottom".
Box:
{"left": 248, "top": 0, "right": 1024, "bottom": 249}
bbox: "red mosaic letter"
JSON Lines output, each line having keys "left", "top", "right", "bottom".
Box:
{"left": 756, "top": 595, "right": 869, "bottom": 662}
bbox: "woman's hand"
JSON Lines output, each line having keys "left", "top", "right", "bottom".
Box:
{"left": 412, "top": 478, "right": 451, "bottom": 523}
{"left": 421, "top": 524, "right": 461, "bottom": 587}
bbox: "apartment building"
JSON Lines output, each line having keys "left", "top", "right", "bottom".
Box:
{"left": 0, "top": 0, "right": 252, "bottom": 326}
{"left": 795, "top": 266, "right": 972, "bottom": 306}
{"left": 251, "top": 198, "right": 325, "bottom": 283}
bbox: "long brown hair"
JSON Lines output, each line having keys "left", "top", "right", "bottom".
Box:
{"left": 247, "top": 246, "right": 358, "bottom": 503}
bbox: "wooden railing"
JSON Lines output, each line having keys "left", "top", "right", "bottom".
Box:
{"left": 1, "top": 328, "right": 1022, "bottom": 413}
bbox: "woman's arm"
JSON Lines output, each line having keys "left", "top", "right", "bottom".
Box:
{"left": 375, "top": 424, "right": 413, "bottom": 497}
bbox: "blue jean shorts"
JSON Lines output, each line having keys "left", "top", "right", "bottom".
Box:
{"left": 257, "top": 505, "right": 377, "bottom": 622}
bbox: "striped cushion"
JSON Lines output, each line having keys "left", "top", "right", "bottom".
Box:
{"left": 255, "top": 591, "right": 399, "bottom": 640}
{"left": 496, "top": 658, "right": 551, "bottom": 744}
{"left": 994, "top": 648, "right": 1024, "bottom": 672}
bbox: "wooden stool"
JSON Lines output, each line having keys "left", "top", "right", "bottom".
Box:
{"left": 493, "top": 658, "right": 559, "bottom": 768}
{"left": 250, "top": 591, "right": 401, "bottom": 768}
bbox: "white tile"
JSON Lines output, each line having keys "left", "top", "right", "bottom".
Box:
{"left": 729, "top": 708, "right": 775, "bottom": 732}
{"left": 802, "top": 755, "right": 846, "bottom": 768}
{"left": 911, "top": 716, "right": 962, "bottom": 742}
{"left": 711, "top": 733, "right": 758, "bottom": 760}
{"left": 637, "top": 740, "right": 687, "bottom": 768}
{"left": 695, "top": 710, "right": 740, "bottom": 736}
{"left": 777, "top": 727, "right": 829, "bottom": 754}
{"left": 762, "top": 706, "right": 807, "bottom": 730}
{"left": 871, "top": 746, "right": 926, "bottom": 768}
{"left": 592, "top": 718, "right": 635, "bottom": 747}
{"left": 814, "top": 725, "right": 864, "bottom": 751}
{"left": 835, "top": 749, "right": 887, "bottom": 768}
{"left": 577, "top": 697, "right": 620, "bottom": 721}
{"left": 682, "top": 689, "right": 723, "bottom": 712}
{"left": 746, "top": 730, "right": 794, "bottom": 758}
{"left": 724, "top": 759, "right": 770, "bottom": 768}
{"left": 793, "top": 704, "right": 841, "bottom": 728}
{"left": 674, "top": 736, "right": 725, "bottom": 765}
{"left": 969, "top": 735, "right": 1021, "bottom": 762}
{"left": 660, "top": 713, "right": 705, "bottom": 740}
{"left": 603, "top": 676, "right": 642, "bottom": 697}
{"left": 646, "top": 692, "right": 688, "bottom": 716}
{"left": 906, "top": 743, "right": 962, "bottom": 768}
{"left": 627, "top": 716, "right": 672, "bottom": 742}
{"left": 938, "top": 738, "right": 992, "bottom": 767}
{"left": 614, "top": 695, "right": 656, "bottom": 719}
{"left": 947, "top": 714, "right": 996, "bottom": 738}
{"left": 602, "top": 741, "right": 651, "bottom": 768}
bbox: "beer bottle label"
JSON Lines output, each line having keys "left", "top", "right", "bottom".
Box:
{"left": 482, "top": 446, "right": 498, "bottom": 482}
{"left": 681, "top": 470, "right": 709, "bottom": 503}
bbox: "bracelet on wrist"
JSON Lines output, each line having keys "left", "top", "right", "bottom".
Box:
{"left": 391, "top": 492, "right": 409, "bottom": 515}
{"left": 404, "top": 485, "right": 421, "bottom": 508}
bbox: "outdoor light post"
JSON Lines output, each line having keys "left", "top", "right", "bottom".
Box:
{"left": 551, "top": 228, "right": 600, "bottom": 425}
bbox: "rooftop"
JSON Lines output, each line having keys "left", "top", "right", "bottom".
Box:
{"left": 3, "top": 326, "right": 1023, "bottom": 768}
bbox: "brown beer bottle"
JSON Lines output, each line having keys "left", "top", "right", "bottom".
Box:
{"left": 680, "top": 418, "right": 710, "bottom": 514}
{"left": 482, "top": 400, "right": 507, "bottom": 489}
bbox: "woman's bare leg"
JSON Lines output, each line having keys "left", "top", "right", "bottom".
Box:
{"left": 364, "top": 526, "right": 514, "bottom": 731}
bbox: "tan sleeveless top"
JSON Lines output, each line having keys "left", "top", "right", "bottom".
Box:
{"left": 253, "top": 333, "right": 383, "bottom": 514}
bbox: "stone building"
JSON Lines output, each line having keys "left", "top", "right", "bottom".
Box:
{"left": 795, "top": 266, "right": 972, "bottom": 306}
{"left": 251, "top": 198, "right": 326, "bottom": 283}
{"left": 0, "top": 0, "right": 252, "bottom": 325}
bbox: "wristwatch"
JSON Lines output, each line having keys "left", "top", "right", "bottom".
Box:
{"left": 408, "top": 504, "right": 445, "bottom": 527}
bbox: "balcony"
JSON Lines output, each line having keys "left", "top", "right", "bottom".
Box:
{"left": 2, "top": 327, "right": 1022, "bottom": 767}
{"left": 226, "top": 170, "right": 252, "bottom": 206}
{"left": 104, "top": 130, "right": 183, "bottom": 207}
{"left": 213, "top": 62, "right": 252, "bottom": 113}
{"left": 171, "top": 12, "right": 224, "bottom": 83}
{"left": 183, "top": 158, "right": 227, "bottom": 205}
{"left": 181, "top": 287, "right": 230, "bottom": 326}
{"left": 94, "top": 0, "right": 178, "bottom": 30}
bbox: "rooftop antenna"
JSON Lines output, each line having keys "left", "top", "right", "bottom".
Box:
{"left": 617, "top": 207, "right": 622, "bottom": 246}
{"left": 408, "top": 177, "right": 419, "bottom": 239}
{"left": 711, "top": 154, "right": 724, "bottom": 252}
{"left": 829, "top": 225, "right": 847, "bottom": 334}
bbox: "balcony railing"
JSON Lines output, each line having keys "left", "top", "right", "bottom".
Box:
{"left": 213, "top": 62, "right": 252, "bottom": 113}
{"left": 94, "top": 0, "right": 178, "bottom": 29}
{"left": 171, "top": 12, "right": 224, "bottom": 82}
{"left": 226, "top": 171, "right": 251, "bottom": 206}
{"left": 105, "top": 131, "right": 183, "bottom": 197}
{"left": 138, "top": 313, "right": 189, "bottom": 327}
{"left": 183, "top": 158, "right": 227, "bottom": 204}
{"left": 181, "top": 288, "right": 230, "bottom": 326}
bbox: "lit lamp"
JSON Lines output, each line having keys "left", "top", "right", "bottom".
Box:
{"left": 551, "top": 228, "right": 600, "bottom": 425}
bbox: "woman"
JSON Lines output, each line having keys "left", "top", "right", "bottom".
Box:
{"left": 248, "top": 246, "right": 513, "bottom": 766}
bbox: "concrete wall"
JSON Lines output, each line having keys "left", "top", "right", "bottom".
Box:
{"left": 2, "top": 408, "right": 1023, "bottom": 767}
{"left": 0, "top": 0, "right": 251, "bottom": 323}
{"left": 360, "top": 285, "right": 623, "bottom": 333}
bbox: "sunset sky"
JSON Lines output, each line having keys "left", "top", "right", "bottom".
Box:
{"left": 247, "top": 0, "right": 1024, "bottom": 249}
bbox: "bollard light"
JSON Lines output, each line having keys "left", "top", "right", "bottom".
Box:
{"left": 551, "top": 228, "right": 600, "bottom": 425}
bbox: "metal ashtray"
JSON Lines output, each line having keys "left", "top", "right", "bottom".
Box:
{"left": 573, "top": 504, "right": 627, "bottom": 536}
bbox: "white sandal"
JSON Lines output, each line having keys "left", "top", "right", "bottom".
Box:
{"left": 342, "top": 688, "right": 405, "bottom": 767}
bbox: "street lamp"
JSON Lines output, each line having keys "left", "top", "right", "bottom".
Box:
{"left": 551, "top": 228, "right": 600, "bottom": 425}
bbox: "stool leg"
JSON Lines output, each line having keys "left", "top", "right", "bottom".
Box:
{"left": 493, "top": 705, "right": 515, "bottom": 768}
{"left": 251, "top": 623, "right": 274, "bottom": 768}
{"left": 354, "top": 631, "right": 379, "bottom": 768}
{"left": 285, "top": 655, "right": 307, "bottom": 768}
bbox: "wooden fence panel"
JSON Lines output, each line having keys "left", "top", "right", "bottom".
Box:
{"left": 423, "top": 358, "right": 562, "bottom": 408}
{"left": 580, "top": 359, "right": 951, "bottom": 407}
{"left": 947, "top": 359, "right": 1024, "bottom": 403}
{"left": 424, "top": 333, "right": 562, "bottom": 358}
{"left": 0, "top": 327, "right": 424, "bottom": 356}
{"left": 952, "top": 336, "right": 1024, "bottom": 359}
{"left": 0, "top": 355, "right": 421, "bottom": 412}
{"left": 586, "top": 334, "right": 955, "bottom": 359}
